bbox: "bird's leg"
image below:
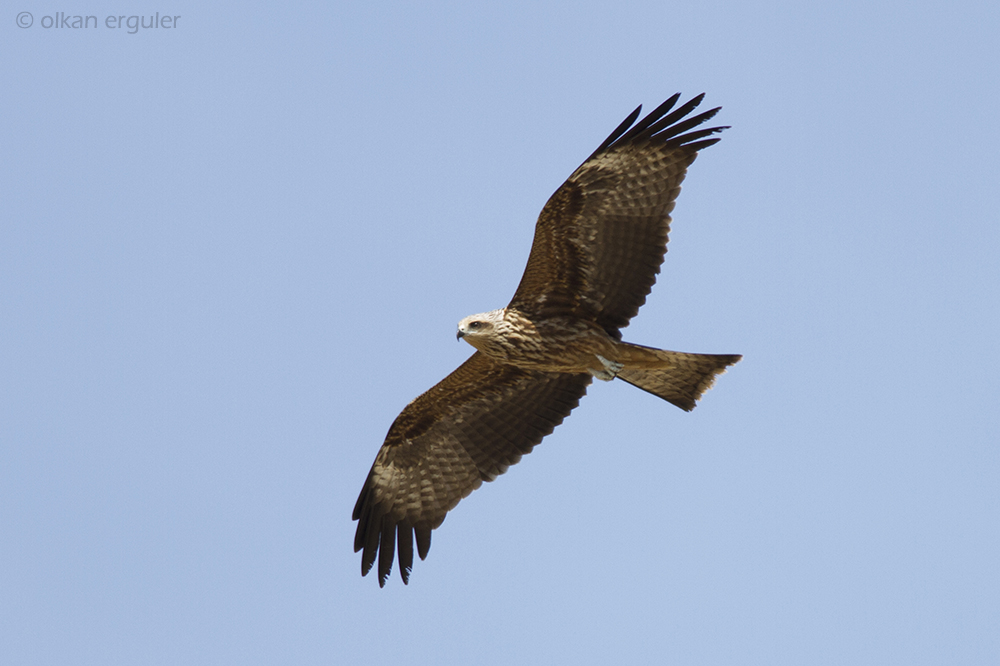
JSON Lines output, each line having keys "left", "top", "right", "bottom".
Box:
{"left": 591, "top": 354, "right": 624, "bottom": 381}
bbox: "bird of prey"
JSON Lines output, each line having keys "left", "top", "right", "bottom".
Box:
{"left": 353, "top": 93, "right": 741, "bottom": 586}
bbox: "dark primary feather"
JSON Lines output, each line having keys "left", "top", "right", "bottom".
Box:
{"left": 352, "top": 352, "right": 592, "bottom": 586}
{"left": 508, "top": 94, "right": 727, "bottom": 337}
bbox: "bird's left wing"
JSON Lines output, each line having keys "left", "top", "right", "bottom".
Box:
{"left": 353, "top": 351, "right": 592, "bottom": 586}
{"left": 508, "top": 94, "right": 727, "bottom": 337}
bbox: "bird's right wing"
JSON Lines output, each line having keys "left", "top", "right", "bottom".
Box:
{"left": 353, "top": 352, "right": 592, "bottom": 586}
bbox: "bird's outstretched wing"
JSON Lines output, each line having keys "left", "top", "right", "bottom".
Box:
{"left": 508, "top": 94, "right": 727, "bottom": 338}
{"left": 353, "top": 352, "right": 592, "bottom": 586}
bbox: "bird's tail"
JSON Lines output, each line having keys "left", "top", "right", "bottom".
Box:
{"left": 615, "top": 343, "right": 741, "bottom": 411}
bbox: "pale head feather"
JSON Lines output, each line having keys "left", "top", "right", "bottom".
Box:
{"left": 456, "top": 308, "right": 506, "bottom": 349}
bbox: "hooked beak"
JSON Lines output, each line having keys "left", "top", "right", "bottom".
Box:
{"left": 456, "top": 328, "right": 465, "bottom": 341}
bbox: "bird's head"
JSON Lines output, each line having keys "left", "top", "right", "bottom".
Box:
{"left": 456, "top": 309, "right": 505, "bottom": 348}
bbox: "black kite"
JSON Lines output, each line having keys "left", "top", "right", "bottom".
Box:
{"left": 353, "top": 94, "right": 741, "bottom": 586}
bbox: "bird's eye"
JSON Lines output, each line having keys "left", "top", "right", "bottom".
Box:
{"left": 469, "top": 321, "right": 481, "bottom": 329}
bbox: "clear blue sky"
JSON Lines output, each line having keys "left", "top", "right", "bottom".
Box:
{"left": 3, "top": 2, "right": 998, "bottom": 664}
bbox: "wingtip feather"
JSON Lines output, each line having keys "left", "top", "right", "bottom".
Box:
{"left": 416, "top": 526, "right": 432, "bottom": 560}
{"left": 398, "top": 524, "right": 414, "bottom": 584}
{"left": 587, "top": 93, "right": 725, "bottom": 160}
{"left": 378, "top": 521, "right": 396, "bottom": 586}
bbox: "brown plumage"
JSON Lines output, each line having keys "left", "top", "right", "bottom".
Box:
{"left": 353, "top": 94, "right": 741, "bottom": 586}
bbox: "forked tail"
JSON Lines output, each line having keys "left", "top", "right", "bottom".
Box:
{"left": 615, "top": 343, "right": 741, "bottom": 411}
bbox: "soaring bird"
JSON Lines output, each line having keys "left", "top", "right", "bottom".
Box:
{"left": 353, "top": 94, "right": 741, "bottom": 586}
